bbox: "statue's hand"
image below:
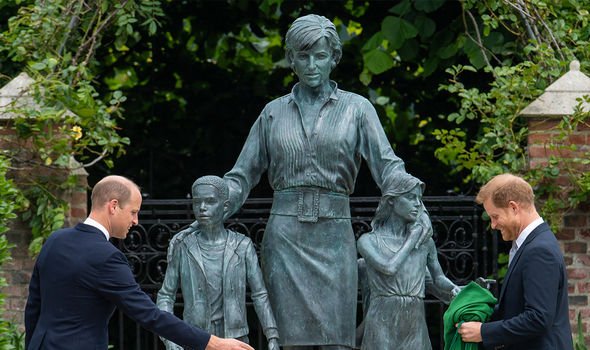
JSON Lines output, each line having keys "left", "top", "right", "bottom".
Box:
{"left": 268, "top": 338, "right": 280, "bottom": 350}
{"left": 414, "top": 211, "right": 433, "bottom": 249}
{"left": 164, "top": 340, "right": 183, "bottom": 350}
{"left": 451, "top": 285, "right": 463, "bottom": 298}
{"left": 407, "top": 223, "right": 423, "bottom": 244}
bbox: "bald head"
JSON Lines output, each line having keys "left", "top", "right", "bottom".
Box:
{"left": 476, "top": 173, "right": 535, "bottom": 209}
{"left": 91, "top": 175, "right": 140, "bottom": 209}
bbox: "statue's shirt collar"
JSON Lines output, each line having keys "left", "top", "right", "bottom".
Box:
{"left": 288, "top": 80, "right": 339, "bottom": 105}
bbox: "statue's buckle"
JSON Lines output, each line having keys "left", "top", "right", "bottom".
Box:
{"left": 297, "top": 188, "right": 320, "bottom": 222}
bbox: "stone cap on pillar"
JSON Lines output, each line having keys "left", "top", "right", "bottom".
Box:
{"left": 0, "top": 72, "right": 36, "bottom": 120}
{"left": 519, "top": 60, "right": 590, "bottom": 117}
{"left": 0, "top": 72, "right": 88, "bottom": 177}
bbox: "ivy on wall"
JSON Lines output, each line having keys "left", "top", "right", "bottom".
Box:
{"left": 0, "top": 0, "right": 164, "bottom": 255}
{"left": 0, "top": 156, "right": 26, "bottom": 347}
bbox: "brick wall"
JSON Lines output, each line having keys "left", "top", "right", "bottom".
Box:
{"left": 0, "top": 119, "right": 88, "bottom": 328}
{"left": 2, "top": 219, "right": 34, "bottom": 326}
{"left": 527, "top": 116, "right": 590, "bottom": 339}
{"left": 0, "top": 184, "right": 87, "bottom": 328}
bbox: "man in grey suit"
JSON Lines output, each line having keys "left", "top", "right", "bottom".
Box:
{"left": 157, "top": 176, "right": 280, "bottom": 350}
{"left": 458, "top": 173, "right": 573, "bottom": 349}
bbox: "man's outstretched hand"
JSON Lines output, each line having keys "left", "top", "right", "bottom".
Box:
{"left": 205, "top": 335, "right": 255, "bottom": 350}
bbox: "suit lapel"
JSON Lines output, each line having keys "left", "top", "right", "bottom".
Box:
{"left": 498, "top": 223, "right": 548, "bottom": 303}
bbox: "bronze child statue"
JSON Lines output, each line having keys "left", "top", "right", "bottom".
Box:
{"left": 357, "top": 173, "right": 460, "bottom": 350}
{"left": 157, "top": 176, "right": 279, "bottom": 350}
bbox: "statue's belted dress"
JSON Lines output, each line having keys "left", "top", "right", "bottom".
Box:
{"left": 224, "top": 82, "right": 405, "bottom": 347}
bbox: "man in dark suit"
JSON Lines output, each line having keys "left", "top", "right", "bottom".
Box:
{"left": 457, "top": 173, "right": 573, "bottom": 349}
{"left": 24, "top": 175, "right": 254, "bottom": 350}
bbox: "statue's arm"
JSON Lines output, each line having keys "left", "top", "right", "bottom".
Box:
{"left": 223, "top": 114, "right": 270, "bottom": 218}
{"left": 425, "top": 239, "right": 459, "bottom": 303}
{"left": 156, "top": 238, "right": 183, "bottom": 349}
{"left": 357, "top": 230, "right": 419, "bottom": 276}
{"left": 243, "top": 240, "right": 279, "bottom": 342}
{"left": 358, "top": 98, "right": 406, "bottom": 188}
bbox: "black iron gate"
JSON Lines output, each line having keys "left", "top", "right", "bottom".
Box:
{"left": 109, "top": 196, "right": 500, "bottom": 350}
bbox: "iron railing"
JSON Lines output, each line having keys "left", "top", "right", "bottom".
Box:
{"left": 109, "top": 196, "right": 499, "bottom": 350}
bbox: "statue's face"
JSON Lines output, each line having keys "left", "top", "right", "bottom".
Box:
{"left": 192, "top": 184, "right": 227, "bottom": 226}
{"left": 291, "top": 37, "right": 334, "bottom": 89}
{"left": 391, "top": 186, "right": 422, "bottom": 223}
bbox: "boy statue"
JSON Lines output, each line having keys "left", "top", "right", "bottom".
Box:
{"left": 157, "top": 176, "right": 280, "bottom": 350}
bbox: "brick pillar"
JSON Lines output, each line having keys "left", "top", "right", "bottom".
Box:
{"left": 527, "top": 116, "right": 590, "bottom": 337}
{"left": 0, "top": 73, "right": 89, "bottom": 328}
{"left": 2, "top": 219, "right": 35, "bottom": 326}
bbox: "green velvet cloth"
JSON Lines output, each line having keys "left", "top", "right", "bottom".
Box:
{"left": 443, "top": 281, "right": 497, "bottom": 350}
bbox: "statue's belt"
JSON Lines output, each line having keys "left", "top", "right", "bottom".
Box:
{"left": 271, "top": 188, "right": 351, "bottom": 222}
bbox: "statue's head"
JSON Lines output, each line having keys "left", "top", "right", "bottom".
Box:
{"left": 191, "top": 175, "right": 229, "bottom": 225}
{"left": 285, "top": 14, "right": 342, "bottom": 68}
{"left": 373, "top": 173, "right": 425, "bottom": 228}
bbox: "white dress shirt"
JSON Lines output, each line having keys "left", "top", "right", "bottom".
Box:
{"left": 83, "top": 217, "right": 110, "bottom": 241}
{"left": 509, "top": 217, "right": 544, "bottom": 265}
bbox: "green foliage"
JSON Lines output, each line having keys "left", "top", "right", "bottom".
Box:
{"left": 434, "top": 0, "right": 590, "bottom": 230}
{"left": 0, "top": 0, "right": 164, "bottom": 254}
{"left": 74, "top": 0, "right": 586, "bottom": 202}
{"left": 20, "top": 180, "right": 69, "bottom": 256}
{"left": 575, "top": 312, "right": 589, "bottom": 350}
{"left": 0, "top": 156, "right": 26, "bottom": 348}
{"left": 0, "top": 320, "right": 25, "bottom": 350}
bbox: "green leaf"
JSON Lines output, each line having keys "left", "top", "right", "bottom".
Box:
{"left": 422, "top": 56, "right": 439, "bottom": 76}
{"left": 149, "top": 21, "right": 157, "bottom": 35}
{"left": 375, "top": 96, "right": 390, "bottom": 105}
{"left": 429, "top": 30, "right": 454, "bottom": 56}
{"left": 398, "top": 39, "right": 419, "bottom": 61}
{"left": 364, "top": 49, "right": 394, "bottom": 74}
{"left": 462, "top": 38, "right": 488, "bottom": 69}
{"left": 484, "top": 31, "right": 505, "bottom": 54}
{"left": 361, "top": 32, "right": 384, "bottom": 53}
{"left": 359, "top": 69, "right": 372, "bottom": 86}
{"left": 437, "top": 42, "right": 459, "bottom": 59}
{"left": 388, "top": 0, "right": 412, "bottom": 16}
{"left": 414, "top": 15, "right": 436, "bottom": 39}
{"left": 414, "top": 0, "right": 445, "bottom": 13}
{"left": 30, "top": 62, "right": 46, "bottom": 70}
{"left": 381, "top": 16, "right": 418, "bottom": 50}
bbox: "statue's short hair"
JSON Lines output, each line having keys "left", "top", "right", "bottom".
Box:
{"left": 285, "top": 14, "right": 342, "bottom": 66}
{"left": 91, "top": 175, "right": 139, "bottom": 208}
{"left": 192, "top": 175, "right": 229, "bottom": 201}
{"left": 476, "top": 173, "right": 535, "bottom": 208}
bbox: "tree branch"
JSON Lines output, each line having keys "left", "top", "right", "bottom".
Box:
{"left": 461, "top": 8, "right": 502, "bottom": 67}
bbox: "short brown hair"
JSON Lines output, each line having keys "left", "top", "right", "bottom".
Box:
{"left": 91, "top": 175, "right": 140, "bottom": 208}
{"left": 476, "top": 173, "right": 534, "bottom": 208}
